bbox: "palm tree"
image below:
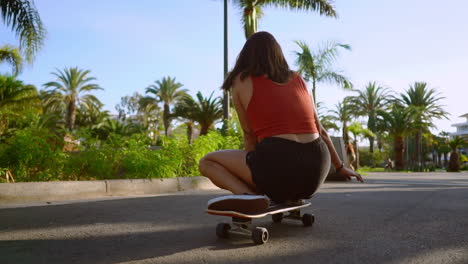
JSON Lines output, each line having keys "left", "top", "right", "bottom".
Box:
{"left": 233, "top": 0, "right": 337, "bottom": 39}
{"left": 42, "top": 67, "right": 103, "bottom": 131}
{"left": 294, "top": 40, "right": 352, "bottom": 102}
{"left": 447, "top": 136, "right": 466, "bottom": 172}
{"left": 75, "top": 99, "right": 110, "bottom": 129}
{"left": 0, "top": 45, "right": 23, "bottom": 75}
{"left": 400, "top": 82, "right": 449, "bottom": 171}
{"left": 174, "top": 92, "right": 223, "bottom": 136}
{"left": 316, "top": 101, "right": 339, "bottom": 132}
{"left": 376, "top": 104, "right": 415, "bottom": 170}
{"left": 439, "top": 131, "right": 451, "bottom": 168}
{"left": 347, "top": 82, "right": 391, "bottom": 153}
{"left": 173, "top": 95, "right": 197, "bottom": 144}
{"left": 347, "top": 122, "right": 374, "bottom": 170}
{"left": 330, "top": 98, "right": 353, "bottom": 144}
{"left": 145, "top": 76, "right": 188, "bottom": 136}
{"left": 0, "top": 75, "right": 38, "bottom": 112}
{"left": 0, "top": 0, "right": 45, "bottom": 63}
{"left": 0, "top": 75, "right": 39, "bottom": 136}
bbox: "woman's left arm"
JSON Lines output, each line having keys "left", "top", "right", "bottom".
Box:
{"left": 312, "top": 100, "right": 364, "bottom": 182}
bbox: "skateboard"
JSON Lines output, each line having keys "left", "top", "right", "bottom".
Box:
{"left": 206, "top": 200, "right": 313, "bottom": 244}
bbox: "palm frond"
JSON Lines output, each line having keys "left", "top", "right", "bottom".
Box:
{"left": 0, "top": 0, "right": 46, "bottom": 63}
{"left": 262, "top": 0, "right": 337, "bottom": 17}
{"left": 0, "top": 45, "right": 23, "bottom": 75}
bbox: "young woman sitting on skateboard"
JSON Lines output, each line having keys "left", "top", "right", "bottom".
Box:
{"left": 199, "top": 31, "right": 363, "bottom": 214}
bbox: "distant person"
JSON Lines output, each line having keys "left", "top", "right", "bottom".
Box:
{"left": 346, "top": 142, "right": 356, "bottom": 171}
{"left": 199, "top": 32, "right": 363, "bottom": 213}
{"left": 385, "top": 158, "right": 395, "bottom": 171}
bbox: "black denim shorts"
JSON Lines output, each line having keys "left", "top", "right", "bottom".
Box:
{"left": 246, "top": 137, "right": 331, "bottom": 203}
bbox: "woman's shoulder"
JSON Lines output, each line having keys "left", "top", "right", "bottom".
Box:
{"left": 232, "top": 72, "right": 253, "bottom": 90}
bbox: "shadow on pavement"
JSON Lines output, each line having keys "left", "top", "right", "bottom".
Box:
{"left": 1, "top": 178, "right": 468, "bottom": 264}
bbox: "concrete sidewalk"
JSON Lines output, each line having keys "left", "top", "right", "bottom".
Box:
{"left": 0, "top": 177, "right": 218, "bottom": 205}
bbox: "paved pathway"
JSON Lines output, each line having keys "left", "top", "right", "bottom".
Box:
{"left": 1, "top": 172, "right": 468, "bottom": 264}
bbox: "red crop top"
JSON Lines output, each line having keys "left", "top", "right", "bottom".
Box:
{"left": 246, "top": 73, "right": 319, "bottom": 141}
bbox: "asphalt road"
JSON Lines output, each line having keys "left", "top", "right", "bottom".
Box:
{"left": 1, "top": 172, "right": 468, "bottom": 264}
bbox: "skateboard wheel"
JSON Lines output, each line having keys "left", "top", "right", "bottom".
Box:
{"left": 252, "top": 227, "right": 269, "bottom": 245}
{"left": 272, "top": 213, "right": 283, "bottom": 223}
{"left": 216, "top": 223, "right": 231, "bottom": 238}
{"left": 302, "top": 214, "right": 315, "bottom": 226}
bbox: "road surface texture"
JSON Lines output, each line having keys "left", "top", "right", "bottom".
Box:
{"left": 1, "top": 172, "right": 468, "bottom": 264}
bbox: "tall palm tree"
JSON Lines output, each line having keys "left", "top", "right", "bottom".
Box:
{"left": 447, "top": 136, "right": 466, "bottom": 172}
{"left": 330, "top": 98, "right": 353, "bottom": 144}
{"left": 347, "top": 82, "right": 391, "bottom": 153}
{"left": 400, "top": 82, "right": 449, "bottom": 171}
{"left": 294, "top": 40, "right": 352, "bottom": 102}
{"left": 145, "top": 76, "right": 188, "bottom": 136}
{"left": 42, "top": 67, "right": 103, "bottom": 131}
{"left": 0, "top": 0, "right": 45, "bottom": 63}
{"left": 174, "top": 92, "right": 223, "bottom": 136}
{"left": 376, "top": 104, "right": 415, "bottom": 170}
{"left": 233, "top": 0, "right": 337, "bottom": 38}
{"left": 173, "top": 95, "right": 197, "bottom": 144}
{"left": 347, "top": 121, "right": 374, "bottom": 170}
{"left": 0, "top": 45, "right": 23, "bottom": 75}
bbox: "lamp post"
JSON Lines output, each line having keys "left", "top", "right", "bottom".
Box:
{"left": 222, "top": 0, "right": 230, "bottom": 133}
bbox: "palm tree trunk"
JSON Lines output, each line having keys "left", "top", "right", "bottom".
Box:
{"left": 443, "top": 152, "right": 448, "bottom": 168}
{"left": 200, "top": 125, "right": 209, "bottom": 136}
{"left": 448, "top": 151, "right": 460, "bottom": 172}
{"left": 187, "top": 122, "right": 193, "bottom": 144}
{"left": 163, "top": 103, "right": 170, "bottom": 136}
{"left": 394, "top": 136, "right": 405, "bottom": 170}
{"left": 342, "top": 123, "right": 349, "bottom": 145}
{"left": 312, "top": 79, "right": 317, "bottom": 103}
{"left": 368, "top": 116, "right": 375, "bottom": 153}
{"left": 416, "top": 130, "right": 423, "bottom": 171}
{"left": 353, "top": 138, "right": 359, "bottom": 170}
{"left": 67, "top": 99, "right": 76, "bottom": 131}
{"left": 243, "top": 2, "right": 258, "bottom": 39}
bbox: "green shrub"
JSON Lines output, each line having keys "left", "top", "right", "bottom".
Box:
{"left": 359, "top": 149, "right": 388, "bottom": 168}
{"left": 0, "top": 128, "right": 66, "bottom": 181}
{"left": 0, "top": 129, "right": 243, "bottom": 181}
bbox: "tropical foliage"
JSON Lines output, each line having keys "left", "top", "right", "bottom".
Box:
{"left": 0, "top": 0, "right": 46, "bottom": 62}
{"left": 347, "top": 82, "right": 391, "bottom": 153}
{"left": 294, "top": 40, "right": 352, "bottom": 101}
{"left": 400, "top": 82, "right": 449, "bottom": 171}
{"left": 42, "top": 67, "right": 103, "bottom": 131}
{"left": 233, "top": 0, "right": 337, "bottom": 38}
{"left": 0, "top": 45, "right": 23, "bottom": 75}
{"left": 376, "top": 103, "right": 415, "bottom": 170}
{"left": 447, "top": 136, "right": 466, "bottom": 172}
{"left": 145, "top": 76, "right": 188, "bottom": 136}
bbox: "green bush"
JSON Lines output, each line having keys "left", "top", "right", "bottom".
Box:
{"left": 0, "top": 128, "right": 66, "bottom": 181}
{"left": 179, "top": 131, "right": 242, "bottom": 176}
{"left": 359, "top": 149, "right": 388, "bottom": 168}
{"left": 0, "top": 129, "right": 243, "bottom": 182}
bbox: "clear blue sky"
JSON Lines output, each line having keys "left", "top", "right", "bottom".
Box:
{"left": 1, "top": 0, "right": 467, "bottom": 135}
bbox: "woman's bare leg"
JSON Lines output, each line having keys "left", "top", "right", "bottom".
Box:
{"left": 199, "top": 150, "right": 258, "bottom": 195}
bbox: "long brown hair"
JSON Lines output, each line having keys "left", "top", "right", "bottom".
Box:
{"left": 222, "top": 31, "right": 292, "bottom": 91}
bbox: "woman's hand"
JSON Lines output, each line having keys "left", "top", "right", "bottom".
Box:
{"left": 339, "top": 167, "right": 364, "bottom": 182}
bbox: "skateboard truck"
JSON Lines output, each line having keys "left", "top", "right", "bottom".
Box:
{"left": 214, "top": 207, "right": 314, "bottom": 245}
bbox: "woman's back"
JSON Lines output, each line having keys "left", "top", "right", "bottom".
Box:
{"left": 234, "top": 73, "right": 319, "bottom": 143}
